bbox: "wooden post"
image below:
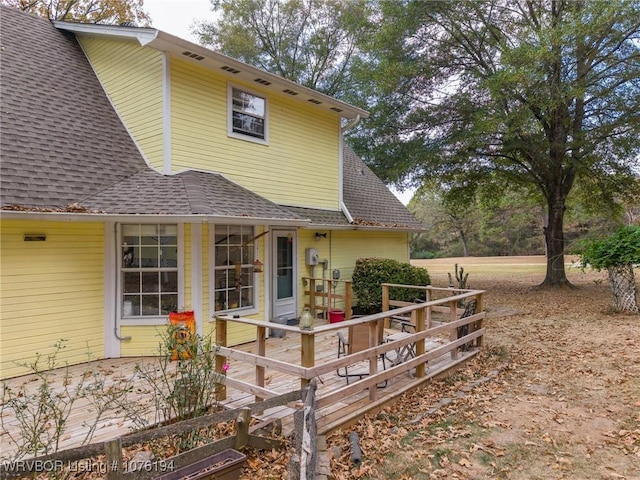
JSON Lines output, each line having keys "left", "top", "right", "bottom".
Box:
{"left": 301, "top": 331, "right": 315, "bottom": 389}
{"left": 256, "top": 325, "right": 266, "bottom": 402}
{"left": 327, "top": 279, "right": 333, "bottom": 313}
{"left": 345, "top": 281, "right": 352, "bottom": 320}
{"left": 235, "top": 408, "right": 251, "bottom": 450}
{"left": 382, "top": 284, "right": 390, "bottom": 328}
{"left": 368, "top": 321, "right": 378, "bottom": 401}
{"left": 215, "top": 317, "right": 227, "bottom": 401}
{"left": 309, "top": 278, "right": 316, "bottom": 317}
{"left": 414, "top": 307, "right": 426, "bottom": 378}
{"left": 475, "top": 292, "right": 484, "bottom": 348}
{"left": 449, "top": 300, "right": 458, "bottom": 360}
{"left": 105, "top": 438, "right": 124, "bottom": 480}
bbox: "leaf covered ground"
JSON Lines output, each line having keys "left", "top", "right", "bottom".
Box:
{"left": 324, "top": 259, "right": 640, "bottom": 480}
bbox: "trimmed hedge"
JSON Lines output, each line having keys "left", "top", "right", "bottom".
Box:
{"left": 352, "top": 258, "right": 431, "bottom": 314}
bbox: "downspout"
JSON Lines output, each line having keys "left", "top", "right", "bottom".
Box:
{"left": 114, "top": 223, "right": 132, "bottom": 341}
{"left": 340, "top": 115, "right": 360, "bottom": 224}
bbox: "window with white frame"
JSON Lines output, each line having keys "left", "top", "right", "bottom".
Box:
{"left": 229, "top": 87, "right": 266, "bottom": 141}
{"left": 121, "top": 224, "right": 178, "bottom": 317}
{"left": 214, "top": 225, "right": 255, "bottom": 312}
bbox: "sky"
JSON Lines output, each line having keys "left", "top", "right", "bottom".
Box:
{"left": 143, "top": 0, "right": 414, "bottom": 205}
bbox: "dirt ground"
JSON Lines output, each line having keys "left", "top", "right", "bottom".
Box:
{"left": 327, "top": 256, "right": 640, "bottom": 480}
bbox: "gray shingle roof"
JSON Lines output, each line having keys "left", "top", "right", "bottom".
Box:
{"left": 0, "top": 6, "right": 148, "bottom": 209}
{"left": 82, "top": 170, "right": 303, "bottom": 219}
{"left": 343, "top": 145, "right": 423, "bottom": 230}
{"left": 286, "top": 206, "right": 350, "bottom": 226}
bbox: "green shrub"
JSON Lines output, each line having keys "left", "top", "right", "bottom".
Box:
{"left": 352, "top": 258, "right": 431, "bottom": 314}
{"left": 579, "top": 225, "right": 640, "bottom": 270}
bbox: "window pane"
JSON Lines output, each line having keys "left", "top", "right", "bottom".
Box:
{"left": 160, "top": 246, "right": 177, "bottom": 267}
{"left": 123, "top": 272, "right": 140, "bottom": 293}
{"left": 123, "top": 295, "right": 140, "bottom": 316}
{"left": 141, "top": 295, "right": 159, "bottom": 316}
{"left": 161, "top": 271, "right": 177, "bottom": 292}
{"left": 161, "top": 295, "right": 178, "bottom": 315}
{"left": 140, "top": 225, "right": 159, "bottom": 245}
{"left": 140, "top": 246, "right": 158, "bottom": 268}
{"left": 142, "top": 272, "right": 159, "bottom": 292}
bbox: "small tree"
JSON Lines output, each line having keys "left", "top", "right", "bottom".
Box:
{"left": 580, "top": 226, "right": 640, "bottom": 314}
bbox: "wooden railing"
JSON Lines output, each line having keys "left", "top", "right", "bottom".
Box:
{"left": 214, "top": 286, "right": 485, "bottom": 409}
{"left": 302, "top": 277, "right": 352, "bottom": 318}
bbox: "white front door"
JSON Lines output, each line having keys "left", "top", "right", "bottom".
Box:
{"left": 271, "top": 229, "right": 297, "bottom": 322}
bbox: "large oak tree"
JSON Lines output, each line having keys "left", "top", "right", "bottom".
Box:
{"left": 2, "top": 0, "right": 150, "bottom": 24}
{"left": 351, "top": 0, "right": 640, "bottom": 287}
{"left": 192, "top": 0, "right": 370, "bottom": 98}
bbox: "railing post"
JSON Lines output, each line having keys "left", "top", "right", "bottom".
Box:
{"left": 256, "top": 325, "right": 266, "bottom": 402}
{"left": 382, "top": 284, "right": 390, "bottom": 328}
{"left": 235, "top": 407, "right": 251, "bottom": 450}
{"left": 414, "top": 307, "right": 426, "bottom": 378}
{"left": 309, "top": 278, "right": 317, "bottom": 317}
{"left": 301, "top": 331, "right": 315, "bottom": 389}
{"left": 475, "top": 292, "right": 484, "bottom": 348}
{"left": 105, "top": 438, "right": 124, "bottom": 480}
{"left": 449, "top": 300, "right": 458, "bottom": 360}
{"left": 345, "top": 280, "right": 352, "bottom": 320}
{"left": 368, "top": 320, "right": 379, "bottom": 401}
{"left": 215, "top": 317, "right": 227, "bottom": 401}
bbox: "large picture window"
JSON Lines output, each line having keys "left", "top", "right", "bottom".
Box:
{"left": 121, "top": 224, "right": 178, "bottom": 317}
{"left": 229, "top": 87, "right": 266, "bottom": 141}
{"left": 214, "top": 225, "right": 255, "bottom": 312}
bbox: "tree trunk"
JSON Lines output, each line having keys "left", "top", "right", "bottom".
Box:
{"left": 542, "top": 199, "right": 570, "bottom": 287}
{"left": 607, "top": 264, "right": 639, "bottom": 314}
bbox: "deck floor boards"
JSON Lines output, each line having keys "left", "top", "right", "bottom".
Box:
{"left": 0, "top": 320, "right": 477, "bottom": 459}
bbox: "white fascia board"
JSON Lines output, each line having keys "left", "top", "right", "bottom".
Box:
{"left": 52, "top": 20, "right": 158, "bottom": 44}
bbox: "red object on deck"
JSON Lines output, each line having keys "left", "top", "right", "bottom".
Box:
{"left": 329, "top": 309, "right": 345, "bottom": 323}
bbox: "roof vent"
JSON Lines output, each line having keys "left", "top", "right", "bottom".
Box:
{"left": 221, "top": 65, "right": 241, "bottom": 74}
{"left": 330, "top": 107, "right": 344, "bottom": 112}
{"left": 283, "top": 89, "right": 299, "bottom": 96}
{"left": 255, "top": 78, "right": 272, "bottom": 86}
{"left": 308, "top": 98, "right": 322, "bottom": 105}
{"left": 181, "top": 51, "right": 204, "bottom": 61}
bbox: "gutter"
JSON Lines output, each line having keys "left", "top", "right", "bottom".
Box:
{"left": 0, "top": 211, "right": 311, "bottom": 227}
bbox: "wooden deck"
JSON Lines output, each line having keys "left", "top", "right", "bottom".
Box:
{"left": 1, "top": 286, "right": 485, "bottom": 461}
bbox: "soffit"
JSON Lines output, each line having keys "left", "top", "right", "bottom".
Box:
{"left": 53, "top": 21, "right": 369, "bottom": 120}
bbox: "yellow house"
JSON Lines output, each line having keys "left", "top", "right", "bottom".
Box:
{"left": 0, "top": 7, "right": 423, "bottom": 379}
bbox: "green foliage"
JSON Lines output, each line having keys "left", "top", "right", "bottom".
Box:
{"left": 352, "top": 257, "right": 430, "bottom": 314}
{"left": 351, "top": 0, "right": 640, "bottom": 286}
{"left": 2, "top": 0, "right": 151, "bottom": 24}
{"left": 579, "top": 226, "right": 640, "bottom": 271}
{"left": 193, "top": 0, "right": 371, "bottom": 97}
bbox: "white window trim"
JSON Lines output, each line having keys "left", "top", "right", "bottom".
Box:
{"left": 227, "top": 83, "right": 269, "bottom": 145}
{"left": 117, "top": 223, "right": 184, "bottom": 326}
{"left": 208, "top": 223, "right": 260, "bottom": 319}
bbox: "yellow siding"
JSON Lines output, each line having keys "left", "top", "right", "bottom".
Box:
{"left": 78, "top": 37, "right": 164, "bottom": 170}
{"left": 170, "top": 58, "right": 341, "bottom": 209}
{"left": 0, "top": 220, "right": 105, "bottom": 379}
{"left": 119, "top": 325, "right": 166, "bottom": 356}
{"left": 296, "top": 229, "right": 410, "bottom": 312}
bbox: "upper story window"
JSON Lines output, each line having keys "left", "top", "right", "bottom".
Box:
{"left": 229, "top": 86, "right": 267, "bottom": 143}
